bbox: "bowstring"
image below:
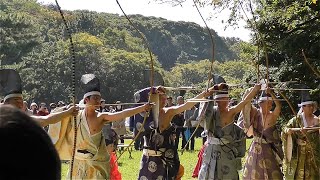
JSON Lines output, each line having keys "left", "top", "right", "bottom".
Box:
{"left": 54, "top": 1, "right": 77, "bottom": 179}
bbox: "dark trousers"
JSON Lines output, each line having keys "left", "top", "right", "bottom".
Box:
{"left": 134, "top": 131, "right": 144, "bottom": 150}
{"left": 119, "top": 135, "right": 124, "bottom": 144}
{"left": 185, "top": 127, "right": 196, "bottom": 150}
{"left": 174, "top": 127, "right": 187, "bottom": 150}
{"left": 119, "top": 135, "right": 125, "bottom": 150}
{"left": 196, "top": 127, "right": 207, "bottom": 145}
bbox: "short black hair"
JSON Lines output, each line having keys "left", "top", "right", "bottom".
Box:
{"left": 0, "top": 105, "right": 61, "bottom": 180}
{"left": 40, "top": 102, "right": 47, "bottom": 108}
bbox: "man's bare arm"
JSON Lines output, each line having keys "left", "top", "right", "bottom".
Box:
{"left": 101, "top": 103, "right": 151, "bottom": 123}
{"left": 170, "top": 88, "right": 215, "bottom": 116}
{"left": 231, "top": 84, "right": 261, "bottom": 114}
{"left": 32, "top": 106, "right": 77, "bottom": 127}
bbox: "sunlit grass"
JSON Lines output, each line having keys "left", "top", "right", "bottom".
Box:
{"left": 61, "top": 138, "right": 253, "bottom": 179}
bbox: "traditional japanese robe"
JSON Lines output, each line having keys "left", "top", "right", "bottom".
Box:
{"left": 283, "top": 115, "right": 320, "bottom": 180}
{"left": 138, "top": 125, "right": 180, "bottom": 180}
{"left": 198, "top": 104, "right": 246, "bottom": 180}
{"left": 242, "top": 108, "right": 284, "bottom": 180}
{"left": 48, "top": 107, "right": 67, "bottom": 144}
{"left": 52, "top": 110, "right": 110, "bottom": 179}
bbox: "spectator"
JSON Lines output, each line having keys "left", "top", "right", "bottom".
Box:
{"left": 112, "top": 101, "right": 126, "bottom": 146}
{"left": 38, "top": 102, "right": 49, "bottom": 116}
{"left": 38, "top": 102, "right": 50, "bottom": 132}
{"left": 23, "top": 101, "right": 33, "bottom": 115}
{"left": 109, "top": 105, "right": 115, "bottom": 112}
{"left": 129, "top": 115, "right": 134, "bottom": 132}
{"left": 57, "top": 101, "right": 65, "bottom": 108}
{"left": 183, "top": 104, "right": 199, "bottom": 151}
{"left": 172, "top": 96, "right": 187, "bottom": 150}
{"left": 30, "top": 102, "right": 38, "bottom": 115}
{"left": 0, "top": 105, "right": 61, "bottom": 180}
{"left": 49, "top": 103, "right": 57, "bottom": 113}
{"left": 100, "top": 99, "right": 108, "bottom": 112}
{"left": 165, "top": 96, "right": 174, "bottom": 107}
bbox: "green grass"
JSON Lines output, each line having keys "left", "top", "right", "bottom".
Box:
{"left": 61, "top": 138, "right": 253, "bottom": 179}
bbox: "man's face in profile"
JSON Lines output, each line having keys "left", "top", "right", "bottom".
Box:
{"left": 5, "top": 97, "right": 23, "bottom": 110}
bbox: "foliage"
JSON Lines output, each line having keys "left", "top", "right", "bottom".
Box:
{"left": 253, "top": 1, "right": 320, "bottom": 119}
{"left": 159, "top": 0, "right": 320, "bottom": 121}
{"left": 168, "top": 59, "right": 255, "bottom": 99}
{"left": 0, "top": 0, "right": 40, "bottom": 65}
{"left": 0, "top": 0, "right": 242, "bottom": 104}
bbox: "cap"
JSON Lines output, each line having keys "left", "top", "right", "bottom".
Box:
{"left": 81, "top": 74, "right": 101, "bottom": 99}
{"left": 211, "top": 74, "right": 229, "bottom": 99}
{"left": 213, "top": 84, "right": 229, "bottom": 100}
{"left": 57, "top": 101, "right": 65, "bottom": 106}
{"left": 31, "top": 102, "right": 38, "bottom": 107}
{"left": 0, "top": 69, "right": 23, "bottom": 102}
{"left": 298, "top": 85, "right": 314, "bottom": 107}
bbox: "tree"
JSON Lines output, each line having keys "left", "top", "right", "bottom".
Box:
{"left": 157, "top": 0, "right": 320, "bottom": 120}
{"left": 0, "top": 0, "right": 40, "bottom": 66}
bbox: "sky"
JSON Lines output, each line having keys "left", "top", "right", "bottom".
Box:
{"left": 37, "top": 0, "right": 252, "bottom": 42}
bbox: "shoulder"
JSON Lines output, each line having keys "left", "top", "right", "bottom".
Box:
{"left": 163, "top": 107, "right": 174, "bottom": 114}
{"left": 97, "top": 112, "right": 111, "bottom": 121}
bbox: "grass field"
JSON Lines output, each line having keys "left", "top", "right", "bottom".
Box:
{"left": 61, "top": 138, "right": 252, "bottom": 179}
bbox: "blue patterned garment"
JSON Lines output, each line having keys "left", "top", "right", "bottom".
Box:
{"left": 138, "top": 125, "right": 179, "bottom": 180}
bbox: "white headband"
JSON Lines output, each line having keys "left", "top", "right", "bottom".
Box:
{"left": 214, "top": 94, "right": 229, "bottom": 99}
{"left": 83, "top": 91, "right": 101, "bottom": 99}
{"left": 4, "top": 93, "right": 23, "bottom": 102}
{"left": 298, "top": 101, "right": 314, "bottom": 107}
{"left": 258, "top": 97, "right": 272, "bottom": 102}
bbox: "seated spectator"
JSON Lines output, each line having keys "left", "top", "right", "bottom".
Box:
{"left": 0, "top": 105, "right": 61, "bottom": 180}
